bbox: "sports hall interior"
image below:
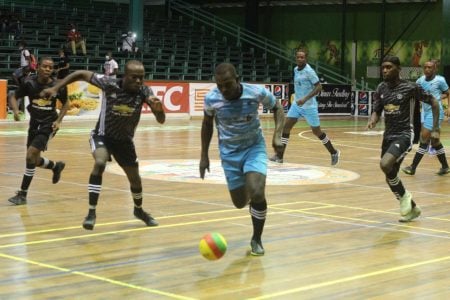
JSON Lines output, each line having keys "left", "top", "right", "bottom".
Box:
{"left": 0, "top": 0, "right": 449, "bottom": 299}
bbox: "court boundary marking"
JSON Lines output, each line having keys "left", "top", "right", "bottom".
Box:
{"left": 1, "top": 203, "right": 449, "bottom": 299}
{"left": 1, "top": 123, "right": 449, "bottom": 298}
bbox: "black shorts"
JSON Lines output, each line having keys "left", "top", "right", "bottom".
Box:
{"left": 381, "top": 135, "right": 413, "bottom": 159}
{"left": 89, "top": 132, "right": 138, "bottom": 167}
{"left": 27, "top": 119, "right": 56, "bottom": 151}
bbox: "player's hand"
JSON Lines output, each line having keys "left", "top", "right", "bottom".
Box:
{"left": 148, "top": 96, "right": 165, "bottom": 124}
{"left": 367, "top": 120, "right": 376, "bottom": 130}
{"left": 296, "top": 98, "right": 306, "bottom": 106}
{"left": 199, "top": 157, "right": 210, "bottom": 179}
{"left": 40, "top": 87, "right": 58, "bottom": 99}
{"left": 148, "top": 96, "right": 163, "bottom": 112}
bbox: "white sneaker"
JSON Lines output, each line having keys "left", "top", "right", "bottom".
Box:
{"left": 399, "top": 206, "right": 421, "bottom": 222}
{"left": 399, "top": 191, "right": 412, "bottom": 216}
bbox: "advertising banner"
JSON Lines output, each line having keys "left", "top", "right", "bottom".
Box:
{"left": 261, "top": 83, "right": 289, "bottom": 115}
{"left": 0, "top": 80, "right": 6, "bottom": 119}
{"left": 188, "top": 82, "right": 216, "bottom": 117}
{"left": 62, "top": 81, "right": 102, "bottom": 117}
{"left": 144, "top": 81, "right": 189, "bottom": 114}
{"left": 317, "top": 84, "right": 352, "bottom": 115}
{"left": 357, "top": 90, "right": 369, "bottom": 116}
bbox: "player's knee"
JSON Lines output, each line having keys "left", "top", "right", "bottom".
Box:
{"left": 249, "top": 189, "right": 265, "bottom": 204}
{"left": 379, "top": 161, "right": 391, "bottom": 174}
{"left": 93, "top": 160, "right": 106, "bottom": 174}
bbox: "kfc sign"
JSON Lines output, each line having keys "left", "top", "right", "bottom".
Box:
{"left": 143, "top": 82, "right": 189, "bottom": 113}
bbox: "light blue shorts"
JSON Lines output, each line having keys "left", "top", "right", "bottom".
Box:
{"left": 421, "top": 110, "right": 443, "bottom": 131}
{"left": 287, "top": 105, "right": 320, "bottom": 127}
{"left": 220, "top": 140, "right": 267, "bottom": 190}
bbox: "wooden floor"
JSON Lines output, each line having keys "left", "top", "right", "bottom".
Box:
{"left": 0, "top": 116, "right": 449, "bottom": 299}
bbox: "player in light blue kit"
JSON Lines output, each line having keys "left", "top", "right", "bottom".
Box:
{"left": 402, "top": 60, "right": 450, "bottom": 176}
{"left": 199, "top": 63, "right": 285, "bottom": 256}
{"left": 270, "top": 48, "right": 340, "bottom": 165}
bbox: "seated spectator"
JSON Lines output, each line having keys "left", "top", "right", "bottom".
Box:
{"left": 120, "top": 31, "right": 138, "bottom": 53}
{"left": 55, "top": 49, "right": 70, "bottom": 79}
{"left": 67, "top": 23, "right": 86, "bottom": 56}
{"left": 1, "top": 13, "right": 10, "bottom": 37}
{"left": 8, "top": 17, "right": 22, "bottom": 40}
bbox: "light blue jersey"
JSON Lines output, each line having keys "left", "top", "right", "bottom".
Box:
{"left": 204, "top": 83, "right": 276, "bottom": 155}
{"left": 416, "top": 74, "right": 448, "bottom": 129}
{"left": 293, "top": 63, "right": 320, "bottom": 109}
{"left": 204, "top": 83, "right": 276, "bottom": 190}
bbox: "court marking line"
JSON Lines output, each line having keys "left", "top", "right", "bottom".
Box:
{"left": 0, "top": 203, "right": 334, "bottom": 239}
{"left": 249, "top": 254, "right": 450, "bottom": 300}
{"left": 272, "top": 207, "right": 450, "bottom": 236}
{"left": 298, "top": 130, "right": 381, "bottom": 151}
{"left": 0, "top": 200, "right": 448, "bottom": 240}
{"left": 0, "top": 252, "right": 195, "bottom": 300}
{"left": 1, "top": 204, "right": 449, "bottom": 249}
{"left": 0, "top": 214, "right": 272, "bottom": 249}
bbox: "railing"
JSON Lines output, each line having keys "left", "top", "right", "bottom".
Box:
{"left": 169, "top": 0, "right": 372, "bottom": 90}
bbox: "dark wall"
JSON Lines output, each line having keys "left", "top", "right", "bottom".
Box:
{"left": 205, "top": 1, "right": 442, "bottom": 86}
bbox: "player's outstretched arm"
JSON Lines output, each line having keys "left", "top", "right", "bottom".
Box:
{"left": 147, "top": 96, "right": 165, "bottom": 124}
{"left": 200, "top": 113, "right": 214, "bottom": 179}
{"left": 367, "top": 112, "right": 380, "bottom": 129}
{"left": 40, "top": 70, "right": 94, "bottom": 99}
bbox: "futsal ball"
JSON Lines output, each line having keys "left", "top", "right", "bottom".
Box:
{"left": 199, "top": 232, "right": 227, "bottom": 261}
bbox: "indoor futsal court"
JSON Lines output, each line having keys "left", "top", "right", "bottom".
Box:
{"left": 0, "top": 116, "right": 449, "bottom": 299}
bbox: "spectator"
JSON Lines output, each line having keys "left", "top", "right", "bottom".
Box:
{"left": 8, "top": 16, "right": 22, "bottom": 40}
{"left": 10, "top": 66, "right": 31, "bottom": 113}
{"left": 103, "top": 51, "right": 118, "bottom": 78}
{"left": 67, "top": 23, "right": 86, "bottom": 56}
{"left": 1, "top": 13, "right": 10, "bottom": 37}
{"left": 121, "top": 31, "right": 138, "bottom": 53}
{"left": 55, "top": 49, "right": 70, "bottom": 79}
{"left": 18, "top": 40, "right": 31, "bottom": 68}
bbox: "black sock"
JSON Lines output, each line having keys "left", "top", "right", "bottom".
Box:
{"left": 20, "top": 163, "right": 35, "bottom": 192}
{"left": 37, "top": 157, "right": 55, "bottom": 170}
{"left": 411, "top": 143, "right": 427, "bottom": 169}
{"left": 318, "top": 132, "right": 337, "bottom": 154}
{"left": 250, "top": 200, "right": 267, "bottom": 241}
{"left": 434, "top": 143, "right": 449, "bottom": 169}
{"left": 386, "top": 172, "right": 406, "bottom": 200}
{"left": 279, "top": 133, "right": 290, "bottom": 159}
{"left": 88, "top": 174, "right": 102, "bottom": 207}
{"left": 131, "top": 187, "right": 143, "bottom": 208}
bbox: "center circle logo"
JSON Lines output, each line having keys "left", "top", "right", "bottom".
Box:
{"left": 106, "top": 159, "right": 359, "bottom": 185}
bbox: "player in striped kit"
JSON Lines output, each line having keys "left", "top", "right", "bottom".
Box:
{"left": 8, "top": 57, "right": 69, "bottom": 205}
{"left": 367, "top": 56, "right": 439, "bottom": 222}
{"left": 41, "top": 60, "right": 165, "bottom": 230}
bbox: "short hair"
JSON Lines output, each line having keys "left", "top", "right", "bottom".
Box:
{"left": 296, "top": 48, "right": 308, "bottom": 57}
{"left": 125, "top": 60, "right": 144, "bottom": 73}
{"left": 382, "top": 55, "right": 400, "bottom": 67}
{"left": 40, "top": 56, "right": 54, "bottom": 64}
{"left": 215, "top": 63, "right": 237, "bottom": 78}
